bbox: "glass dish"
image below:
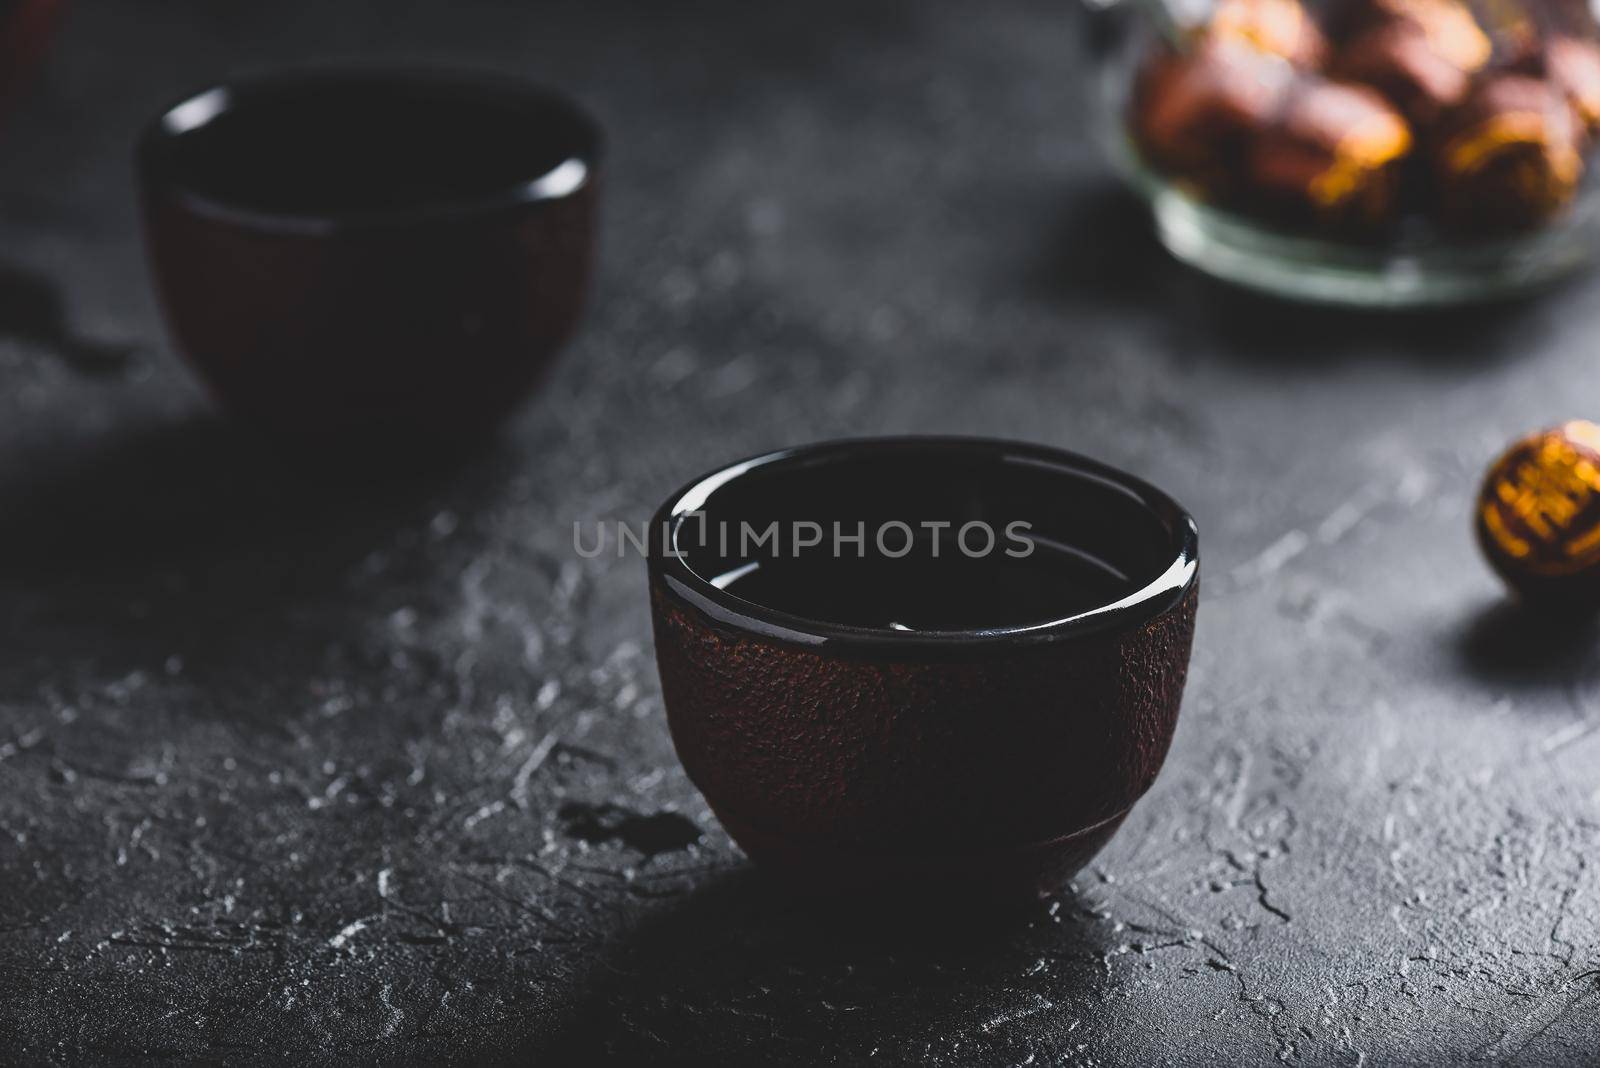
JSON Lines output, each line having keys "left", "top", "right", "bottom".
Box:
{"left": 1087, "top": 0, "right": 1600, "bottom": 306}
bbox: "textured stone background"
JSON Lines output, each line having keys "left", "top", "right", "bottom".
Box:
{"left": 4, "top": 0, "right": 1600, "bottom": 1063}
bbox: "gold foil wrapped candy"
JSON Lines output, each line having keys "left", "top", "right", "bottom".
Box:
{"left": 1434, "top": 74, "right": 1585, "bottom": 232}
{"left": 1132, "top": 37, "right": 1299, "bottom": 199}
{"left": 1210, "top": 0, "right": 1333, "bottom": 66}
{"left": 1331, "top": 0, "right": 1493, "bottom": 125}
{"left": 1247, "top": 78, "right": 1414, "bottom": 227}
{"left": 1478, "top": 420, "right": 1600, "bottom": 607}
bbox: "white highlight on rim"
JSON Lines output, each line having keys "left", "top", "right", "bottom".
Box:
{"left": 999, "top": 552, "right": 1196, "bottom": 637}
{"left": 672, "top": 458, "right": 760, "bottom": 517}
{"left": 709, "top": 560, "right": 761, "bottom": 590}
{"left": 163, "top": 88, "right": 231, "bottom": 136}
{"left": 525, "top": 158, "right": 588, "bottom": 201}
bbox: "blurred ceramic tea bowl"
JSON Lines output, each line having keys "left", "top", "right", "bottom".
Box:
{"left": 139, "top": 67, "right": 600, "bottom": 454}
{"left": 0, "top": 0, "right": 65, "bottom": 124}
{"left": 647, "top": 437, "right": 1200, "bottom": 903}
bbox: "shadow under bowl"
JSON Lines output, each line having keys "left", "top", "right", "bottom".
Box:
{"left": 138, "top": 67, "right": 601, "bottom": 452}
{"left": 647, "top": 437, "right": 1200, "bottom": 903}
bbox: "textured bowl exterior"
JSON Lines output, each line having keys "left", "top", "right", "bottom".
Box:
{"left": 140, "top": 183, "right": 596, "bottom": 448}
{"left": 651, "top": 576, "right": 1199, "bottom": 899}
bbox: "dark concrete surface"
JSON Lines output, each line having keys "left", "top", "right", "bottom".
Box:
{"left": 4, "top": 1, "right": 1600, "bottom": 1063}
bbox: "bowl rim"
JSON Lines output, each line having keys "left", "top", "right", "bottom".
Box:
{"left": 647, "top": 436, "right": 1199, "bottom": 651}
{"left": 137, "top": 64, "right": 602, "bottom": 236}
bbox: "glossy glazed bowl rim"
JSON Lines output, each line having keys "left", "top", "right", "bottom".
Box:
{"left": 647, "top": 436, "right": 1199, "bottom": 651}
{"left": 138, "top": 65, "right": 602, "bottom": 236}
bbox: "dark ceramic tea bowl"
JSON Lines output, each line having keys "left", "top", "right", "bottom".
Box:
{"left": 139, "top": 68, "right": 600, "bottom": 452}
{"left": 648, "top": 437, "right": 1200, "bottom": 902}
{"left": 0, "top": 0, "right": 64, "bottom": 124}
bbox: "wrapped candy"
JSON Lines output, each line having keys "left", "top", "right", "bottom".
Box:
{"left": 1434, "top": 73, "right": 1584, "bottom": 232}
{"left": 1209, "top": 0, "right": 1333, "bottom": 66}
{"left": 1132, "top": 37, "right": 1299, "bottom": 198}
{"left": 1246, "top": 78, "right": 1414, "bottom": 228}
{"left": 1478, "top": 421, "right": 1600, "bottom": 607}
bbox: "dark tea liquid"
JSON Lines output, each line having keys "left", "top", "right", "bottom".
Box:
{"left": 162, "top": 80, "right": 587, "bottom": 216}
{"left": 709, "top": 534, "right": 1131, "bottom": 632}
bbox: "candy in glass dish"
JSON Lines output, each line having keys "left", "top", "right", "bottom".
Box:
{"left": 1087, "top": 0, "right": 1600, "bottom": 304}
